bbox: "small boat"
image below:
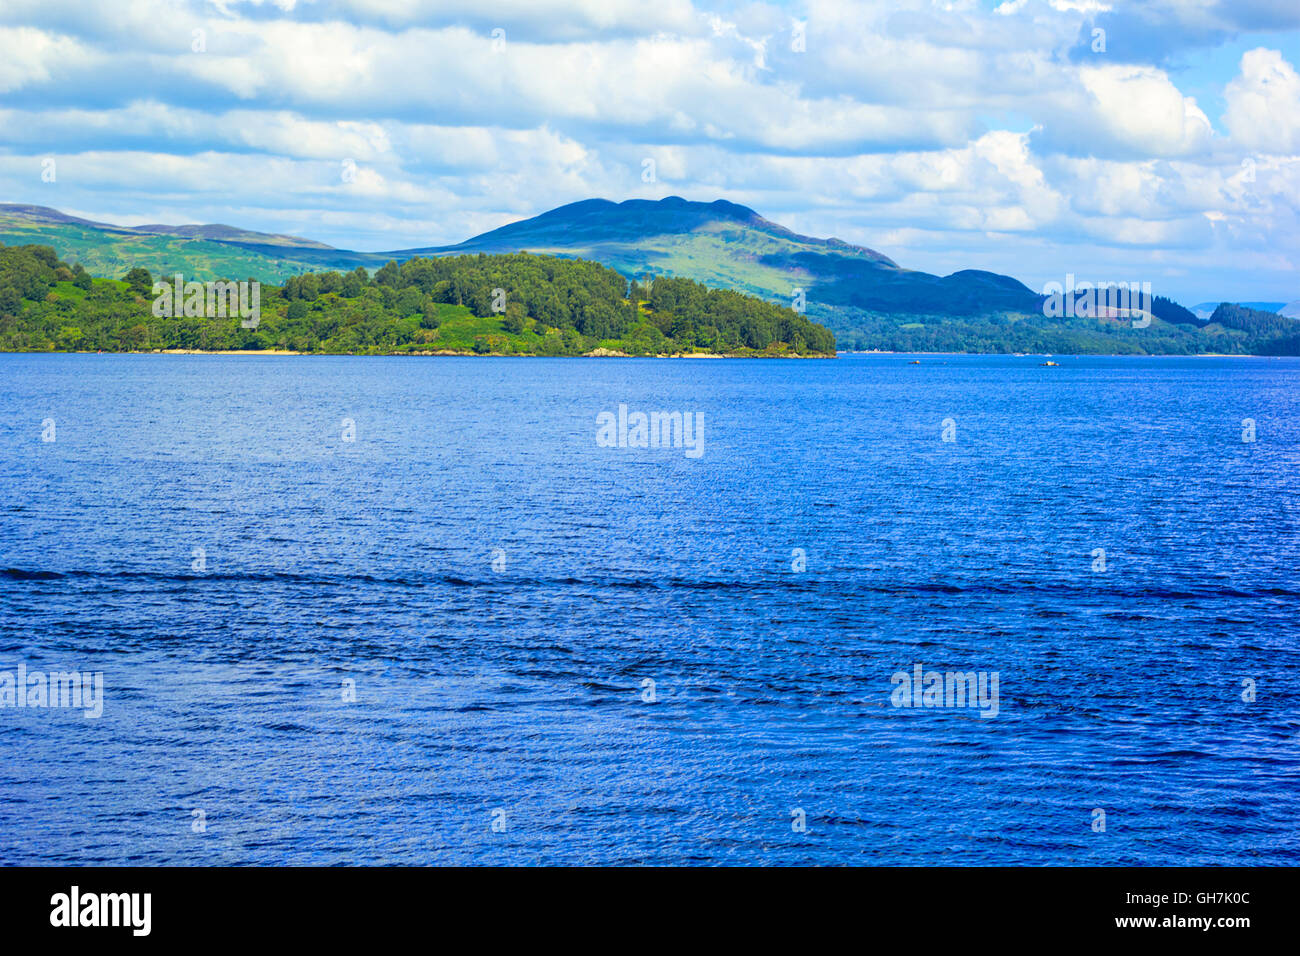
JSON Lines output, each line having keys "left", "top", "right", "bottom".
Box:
{"left": 1042, "top": 360, "right": 1059, "bottom": 366}
{"left": 909, "top": 360, "right": 920, "bottom": 364}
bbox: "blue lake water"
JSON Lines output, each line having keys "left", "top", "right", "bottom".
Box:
{"left": 0, "top": 353, "right": 1297, "bottom": 865}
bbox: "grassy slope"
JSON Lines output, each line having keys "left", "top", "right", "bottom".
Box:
{"left": 0, "top": 218, "right": 368, "bottom": 284}
{"left": 468, "top": 227, "right": 839, "bottom": 329}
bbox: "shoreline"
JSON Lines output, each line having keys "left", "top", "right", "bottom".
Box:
{"left": 841, "top": 350, "right": 1273, "bottom": 358}
{"left": 0, "top": 349, "right": 1283, "bottom": 358}
{"left": 0, "top": 348, "right": 836, "bottom": 359}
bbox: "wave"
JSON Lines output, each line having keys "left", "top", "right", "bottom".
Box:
{"left": 2, "top": 566, "right": 1297, "bottom": 600}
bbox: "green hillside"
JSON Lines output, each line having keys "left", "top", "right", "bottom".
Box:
{"left": 0, "top": 204, "right": 375, "bottom": 283}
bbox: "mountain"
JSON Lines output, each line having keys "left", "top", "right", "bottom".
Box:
{"left": 0, "top": 203, "right": 374, "bottom": 282}
{"left": 0, "top": 198, "right": 1041, "bottom": 325}
{"left": 420, "top": 196, "right": 882, "bottom": 258}
{"left": 0, "top": 203, "right": 333, "bottom": 248}
{"left": 414, "top": 197, "right": 1042, "bottom": 321}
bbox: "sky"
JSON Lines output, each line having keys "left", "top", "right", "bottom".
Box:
{"left": 1, "top": 0, "right": 1298, "bottom": 305}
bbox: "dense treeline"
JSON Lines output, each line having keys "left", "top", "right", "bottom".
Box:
{"left": 647, "top": 276, "right": 834, "bottom": 353}
{"left": 823, "top": 301, "right": 1300, "bottom": 355}
{"left": 1207, "top": 302, "right": 1296, "bottom": 336}
{"left": 0, "top": 244, "right": 836, "bottom": 356}
{"left": 1151, "top": 295, "right": 1200, "bottom": 326}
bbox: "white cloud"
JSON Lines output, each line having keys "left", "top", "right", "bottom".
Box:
{"left": 0, "top": 27, "right": 90, "bottom": 92}
{"left": 0, "top": 0, "right": 1296, "bottom": 301}
{"left": 1224, "top": 48, "right": 1300, "bottom": 154}
{"left": 1030, "top": 64, "right": 1214, "bottom": 158}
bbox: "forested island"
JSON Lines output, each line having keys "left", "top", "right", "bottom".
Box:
{"left": 0, "top": 243, "right": 837, "bottom": 356}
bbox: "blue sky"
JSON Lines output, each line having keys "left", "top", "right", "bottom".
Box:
{"left": 1, "top": 0, "right": 1298, "bottom": 305}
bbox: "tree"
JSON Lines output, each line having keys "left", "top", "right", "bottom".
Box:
{"left": 123, "top": 267, "right": 152, "bottom": 297}
{"left": 119, "top": 323, "right": 149, "bottom": 349}
{"left": 501, "top": 302, "right": 527, "bottom": 334}
{"left": 395, "top": 287, "right": 424, "bottom": 317}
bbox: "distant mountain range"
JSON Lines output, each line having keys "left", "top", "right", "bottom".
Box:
{"left": 2, "top": 197, "right": 1295, "bottom": 353}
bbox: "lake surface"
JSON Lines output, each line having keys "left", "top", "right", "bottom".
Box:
{"left": 1, "top": 353, "right": 1297, "bottom": 865}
